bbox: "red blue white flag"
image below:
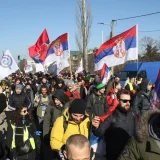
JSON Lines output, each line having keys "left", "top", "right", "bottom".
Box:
{"left": 28, "top": 29, "right": 50, "bottom": 63}
{"left": 95, "top": 25, "right": 138, "bottom": 70}
{"left": 100, "top": 64, "right": 112, "bottom": 84}
{"left": 151, "top": 70, "right": 160, "bottom": 110}
{"left": 44, "top": 33, "right": 70, "bottom": 67}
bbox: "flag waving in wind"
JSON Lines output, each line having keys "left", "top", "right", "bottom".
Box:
{"left": 95, "top": 25, "right": 138, "bottom": 70}
{"left": 24, "top": 63, "right": 33, "bottom": 73}
{"left": 151, "top": 70, "right": 160, "bottom": 110}
{"left": 44, "top": 33, "right": 70, "bottom": 66}
{"left": 28, "top": 29, "right": 50, "bottom": 63}
{"left": 100, "top": 64, "right": 112, "bottom": 84}
{"left": 0, "top": 50, "right": 19, "bottom": 80}
{"left": 75, "top": 59, "right": 83, "bottom": 74}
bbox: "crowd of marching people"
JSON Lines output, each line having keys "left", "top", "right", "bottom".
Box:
{"left": 0, "top": 70, "right": 160, "bottom": 160}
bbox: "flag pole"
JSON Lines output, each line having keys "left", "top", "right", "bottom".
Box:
{"left": 136, "top": 24, "right": 139, "bottom": 73}
{"left": 68, "top": 33, "right": 72, "bottom": 79}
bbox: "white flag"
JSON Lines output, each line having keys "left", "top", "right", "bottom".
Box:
{"left": 0, "top": 50, "right": 19, "bottom": 80}
{"left": 35, "top": 63, "right": 44, "bottom": 73}
{"left": 75, "top": 59, "right": 83, "bottom": 74}
{"left": 24, "top": 63, "right": 33, "bottom": 73}
{"left": 57, "top": 59, "right": 70, "bottom": 74}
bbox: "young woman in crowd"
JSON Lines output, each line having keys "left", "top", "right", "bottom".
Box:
{"left": 6, "top": 104, "right": 40, "bottom": 160}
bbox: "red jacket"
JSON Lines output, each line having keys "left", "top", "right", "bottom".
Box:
{"left": 65, "top": 90, "right": 81, "bottom": 101}
{"left": 99, "top": 88, "right": 118, "bottom": 122}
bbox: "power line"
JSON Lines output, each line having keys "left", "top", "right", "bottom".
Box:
{"left": 115, "top": 11, "right": 160, "bottom": 21}
{"left": 139, "top": 29, "right": 160, "bottom": 32}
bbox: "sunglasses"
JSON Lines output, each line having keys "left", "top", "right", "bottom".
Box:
{"left": 23, "top": 109, "right": 28, "bottom": 113}
{"left": 120, "top": 99, "right": 131, "bottom": 103}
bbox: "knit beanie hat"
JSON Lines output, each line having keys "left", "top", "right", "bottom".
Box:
{"left": 96, "top": 83, "right": 105, "bottom": 90}
{"left": 15, "top": 84, "right": 23, "bottom": 90}
{"left": 69, "top": 99, "right": 86, "bottom": 115}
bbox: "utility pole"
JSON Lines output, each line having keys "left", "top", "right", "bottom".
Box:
{"left": 82, "top": 0, "right": 88, "bottom": 72}
{"left": 110, "top": 20, "right": 115, "bottom": 38}
{"left": 110, "top": 20, "right": 115, "bottom": 74}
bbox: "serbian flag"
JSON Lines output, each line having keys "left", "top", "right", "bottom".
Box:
{"left": 95, "top": 25, "right": 138, "bottom": 70}
{"left": 151, "top": 70, "right": 160, "bottom": 110}
{"left": 28, "top": 29, "right": 50, "bottom": 63}
{"left": 44, "top": 33, "right": 70, "bottom": 66}
{"left": 100, "top": 64, "right": 112, "bottom": 84}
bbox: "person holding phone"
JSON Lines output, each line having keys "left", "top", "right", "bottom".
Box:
{"left": 92, "top": 89, "right": 136, "bottom": 160}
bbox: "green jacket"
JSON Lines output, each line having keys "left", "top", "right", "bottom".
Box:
{"left": 43, "top": 100, "right": 70, "bottom": 137}
{"left": 119, "top": 110, "right": 160, "bottom": 160}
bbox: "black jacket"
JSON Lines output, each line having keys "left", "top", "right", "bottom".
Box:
{"left": 6, "top": 116, "right": 40, "bottom": 160}
{"left": 133, "top": 79, "right": 151, "bottom": 116}
{"left": 86, "top": 91, "right": 108, "bottom": 118}
{"left": 43, "top": 90, "right": 70, "bottom": 138}
{"left": 80, "top": 85, "right": 87, "bottom": 100}
{"left": 93, "top": 107, "right": 136, "bottom": 160}
{"left": 8, "top": 92, "right": 31, "bottom": 110}
{"left": 133, "top": 91, "right": 151, "bottom": 116}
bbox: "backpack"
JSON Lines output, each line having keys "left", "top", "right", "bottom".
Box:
{"left": 50, "top": 107, "right": 68, "bottom": 133}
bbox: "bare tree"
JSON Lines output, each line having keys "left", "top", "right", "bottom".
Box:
{"left": 75, "top": 0, "right": 92, "bottom": 72}
{"left": 140, "top": 36, "right": 158, "bottom": 53}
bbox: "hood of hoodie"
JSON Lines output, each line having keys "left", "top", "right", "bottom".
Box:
{"left": 52, "top": 89, "right": 69, "bottom": 104}
{"left": 136, "top": 110, "right": 160, "bottom": 143}
{"left": 139, "top": 79, "right": 151, "bottom": 92}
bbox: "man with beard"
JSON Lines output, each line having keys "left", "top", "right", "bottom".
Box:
{"left": 92, "top": 89, "right": 135, "bottom": 160}
{"left": 50, "top": 99, "right": 90, "bottom": 152}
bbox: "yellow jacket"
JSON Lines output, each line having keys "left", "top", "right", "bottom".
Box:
{"left": 50, "top": 108, "right": 90, "bottom": 151}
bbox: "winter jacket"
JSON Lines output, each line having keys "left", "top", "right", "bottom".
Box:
{"left": 43, "top": 99, "right": 70, "bottom": 138}
{"left": 65, "top": 90, "right": 81, "bottom": 101}
{"left": 24, "top": 88, "right": 34, "bottom": 107}
{"left": 125, "top": 82, "right": 137, "bottom": 92}
{"left": 50, "top": 108, "right": 90, "bottom": 151}
{"left": 6, "top": 116, "right": 40, "bottom": 160}
{"left": 133, "top": 91, "right": 151, "bottom": 116}
{"left": 86, "top": 91, "right": 108, "bottom": 119}
{"left": 80, "top": 85, "right": 88, "bottom": 100}
{"left": 0, "top": 112, "right": 8, "bottom": 138}
{"left": 34, "top": 94, "right": 51, "bottom": 108}
{"left": 119, "top": 110, "right": 160, "bottom": 160}
{"left": 8, "top": 92, "right": 31, "bottom": 110}
{"left": 93, "top": 107, "right": 135, "bottom": 160}
{"left": 133, "top": 79, "right": 152, "bottom": 116}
